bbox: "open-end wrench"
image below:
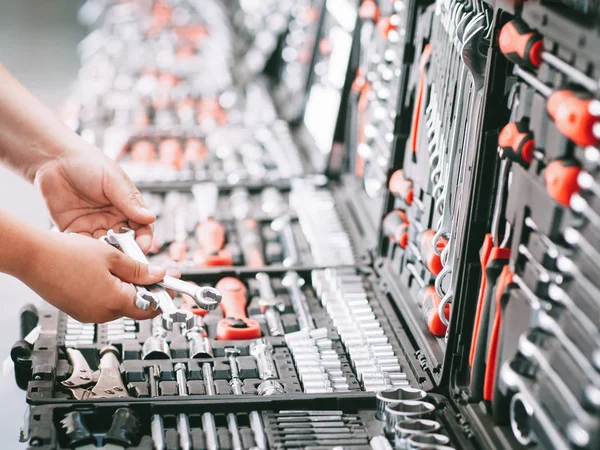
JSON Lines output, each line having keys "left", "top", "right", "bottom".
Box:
{"left": 105, "top": 228, "right": 221, "bottom": 330}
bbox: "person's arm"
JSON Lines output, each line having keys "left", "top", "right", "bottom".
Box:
{"left": 0, "top": 209, "right": 166, "bottom": 323}
{"left": 0, "top": 63, "right": 154, "bottom": 252}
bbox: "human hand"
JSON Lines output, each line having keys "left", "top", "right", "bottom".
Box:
{"left": 23, "top": 231, "right": 171, "bottom": 323}
{"left": 34, "top": 147, "right": 155, "bottom": 252}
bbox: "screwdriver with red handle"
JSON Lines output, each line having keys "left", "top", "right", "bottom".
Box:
{"left": 215, "top": 277, "right": 261, "bottom": 340}
{"left": 417, "top": 230, "right": 447, "bottom": 276}
{"left": 505, "top": 65, "right": 600, "bottom": 147}
{"left": 499, "top": 19, "right": 600, "bottom": 94}
{"left": 406, "top": 264, "right": 449, "bottom": 337}
{"left": 388, "top": 170, "right": 414, "bottom": 206}
{"left": 382, "top": 210, "right": 409, "bottom": 248}
{"left": 498, "top": 119, "right": 535, "bottom": 167}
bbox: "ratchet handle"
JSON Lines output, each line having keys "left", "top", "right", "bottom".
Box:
{"left": 105, "top": 408, "right": 142, "bottom": 446}
{"left": 216, "top": 278, "right": 261, "bottom": 340}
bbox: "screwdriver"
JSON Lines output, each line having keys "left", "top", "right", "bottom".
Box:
{"left": 511, "top": 66, "right": 599, "bottom": 147}
{"left": 159, "top": 138, "right": 184, "bottom": 170}
{"left": 130, "top": 139, "right": 157, "bottom": 164}
{"left": 382, "top": 210, "right": 409, "bottom": 249}
{"left": 388, "top": 170, "right": 414, "bottom": 205}
{"left": 499, "top": 19, "right": 600, "bottom": 93}
{"left": 498, "top": 119, "right": 535, "bottom": 167}
{"left": 215, "top": 277, "right": 261, "bottom": 340}
{"left": 417, "top": 230, "right": 447, "bottom": 276}
{"left": 406, "top": 264, "right": 449, "bottom": 337}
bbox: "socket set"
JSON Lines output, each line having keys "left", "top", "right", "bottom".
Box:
{"left": 12, "top": 0, "right": 600, "bottom": 449}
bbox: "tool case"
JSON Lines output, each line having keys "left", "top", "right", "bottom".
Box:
{"left": 11, "top": 0, "right": 600, "bottom": 449}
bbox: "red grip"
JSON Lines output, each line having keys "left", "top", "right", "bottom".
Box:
{"left": 215, "top": 278, "right": 261, "bottom": 340}
{"left": 196, "top": 219, "right": 227, "bottom": 255}
{"left": 469, "top": 234, "right": 493, "bottom": 366}
{"left": 419, "top": 230, "right": 447, "bottom": 275}
{"left": 159, "top": 138, "right": 184, "bottom": 170}
{"left": 498, "top": 120, "right": 535, "bottom": 166}
{"left": 382, "top": 210, "right": 409, "bottom": 248}
{"left": 389, "top": 170, "right": 414, "bottom": 205}
{"left": 547, "top": 91, "right": 599, "bottom": 147}
{"left": 359, "top": 0, "right": 379, "bottom": 21}
{"left": 544, "top": 159, "right": 582, "bottom": 206}
{"left": 130, "top": 140, "right": 157, "bottom": 163}
{"left": 483, "top": 266, "right": 514, "bottom": 401}
{"left": 498, "top": 19, "right": 543, "bottom": 70}
{"left": 184, "top": 138, "right": 208, "bottom": 163}
{"left": 168, "top": 241, "right": 188, "bottom": 262}
{"left": 421, "top": 287, "right": 449, "bottom": 337}
{"left": 377, "top": 15, "right": 398, "bottom": 40}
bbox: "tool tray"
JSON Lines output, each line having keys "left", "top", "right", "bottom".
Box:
{"left": 13, "top": 0, "right": 600, "bottom": 449}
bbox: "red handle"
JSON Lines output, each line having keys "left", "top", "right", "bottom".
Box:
{"left": 168, "top": 241, "right": 188, "bottom": 262}
{"left": 409, "top": 44, "right": 433, "bottom": 156}
{"left": 544, "top": 159, "right": 582, "bottom": 206}
{"left": 498, "top": 120, "right": 535, "bottom": 167}
{"left": 196, "top": 219, "right": 227, "bottom": 255}
{"left": 159, "top": 138, "right": 184, "bottom": 170}
{"left": 130, "top": 140, "right": 157, "bottom": 163}
{"left": 419, "top": 230, "right": 447, "bottom": 275}
{"left": 498, "top": 19, "right": 543, "bottom": 70}
{"left": 382, "top": 210, "right": 409, "bottom": 248}
{"left": 215, "top": 278, "right": 261, "bottom": 340}
{"left": 469, "top": 234, "right": 493, "bottom": 366}
{"left": 359, "top": 0, "right": 379, "bottom": 22}
{"left": 389, "top": 170, "right": 414, "bottom": 205}
{"left": 547, "top": 90, "right": 599, "bottom": 147}
{"left": 184, "top": 138, "right": 208, "bottom": 163}
{"left": 421, "top": 287, "right": 449, "bottom": 337}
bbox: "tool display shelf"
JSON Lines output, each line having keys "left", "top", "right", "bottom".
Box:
{"left": 25, "top": 394, "right": 478, "bottom": 450}
{"left": 140, "top": 180, "right": 370, "bottom": 273}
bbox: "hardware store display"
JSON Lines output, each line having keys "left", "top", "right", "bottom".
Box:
{"left": 9, "top": 0, "right": 600, "bottom": 449}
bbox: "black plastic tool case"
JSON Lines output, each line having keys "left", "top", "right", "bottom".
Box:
{"left": 14, "top": 0, "right": 600, "bottom": 449}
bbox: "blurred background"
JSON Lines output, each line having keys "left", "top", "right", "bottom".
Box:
{"left": 0, "top": 1, "right": 85, "bottom": 442}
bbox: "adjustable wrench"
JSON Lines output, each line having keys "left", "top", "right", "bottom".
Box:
{"left": 105, "top": 228, "right": 221, "bottom": 330}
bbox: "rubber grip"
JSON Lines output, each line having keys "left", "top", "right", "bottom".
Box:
{"left": 215, "top": 278, "right": 261, "bottom": 340}
{"left": 19, "top": 304, "right": 38, "bottom": 340}
{"left": 184, "top": 138, "right": 208, "bottom": 163}
{"left": 469, "top": 234, "right": 493, "bottom": 366}
{"left": 544, "top": 159, "right": 582, "bottom": 207}
{"left": 169, "top": 241, "right": 188, "bottom": 262}
{"left": 105, "top": 408, "right": 142, "bottom": 446}
{"left": 383, "top": 210, "right": 409, "bottom": 248}
{"left": 498, "top": 120, "right": 535, "bottom": 167}
{"left": 469, "top": 248, "right": 510, "bottom": 402}
{"left": 547, "top": 91, "right": 599, "bottom": 147}
{"left": 409, "top": 44, "right": 433, "bottom": 156}
{"left": 389, "top": 170, "right": 414, "bottom": 205}
{"left": 421, "top": 287, "right": 449, "bottom": 337}
{"left": 196, "top": 219, "right": 227, "bottom": 255}
{"left": 193, "top": 249, "right": 233, "bottom": 267}
{"left": 483, "top": 266, "right": 514, "bottom": 401}
{"left": 498, "top": 19, "right": 543, "bottom": 70}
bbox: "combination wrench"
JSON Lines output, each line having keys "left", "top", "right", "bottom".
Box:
{"left": 103, "top": 228, "right": 222, "bottom": 330}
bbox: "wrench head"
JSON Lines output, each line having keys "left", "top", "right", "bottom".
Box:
{"left": 106, "top": 227, "right": 135, "bottom": 246}
{"left": 135, "top": 289, "right": 159, "bottom": 311}
{"left": 161, "top": 309, "right": 195, "bottom": 332}
{"left": 192, "top": 286, "right": 222, "bottom": 311}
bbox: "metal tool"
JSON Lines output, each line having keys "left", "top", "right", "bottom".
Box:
{"left": 255, "top": 272, "right": 286, "bottom": 336}
{"left": 146, "top": 365, "right": 165, "bottom": 450}
{"left": 104, "top": 228, "right": 220, "bottom": 330}
{"left": 250, "top": 338, "right": 279, "bottom": 380}
{"left": 271, "top": 215, "right": 300, "bottom": 266}
{"left": 174, "top": 363, "right": 192, "bottom": 450}
{"left": 384, "top": 401, "right": 436, "bottom": 436}
{"left": 142, "top": 317, "right": 171, "bottom": 360}
{"left": 395, "top": 419, "right": 442, "bottom": 450}
{"left": 407, "top": 433, "right": 451, "bottom": 448}
{"left": 225, "top": 348, "right": 244, "bottom": 450}
{"left": 376, "top": 387, "right": 428, "bottom": 420}
{"left": 282, "top": 271, "right": 314, "bottom": 331}
{"left": 370, "top": 436, "right": 394, "bottom": 450}
{"left": 62, "top": 346, "right": 127, "bottom": 400}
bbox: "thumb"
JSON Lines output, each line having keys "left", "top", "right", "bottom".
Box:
{"left": 104, "top": 166, "right": 155, "bottom": 225}
{"left": 108, "top": 251, "right": 166, "bottom": 285}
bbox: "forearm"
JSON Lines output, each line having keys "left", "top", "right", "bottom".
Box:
{"left": 0, "top": 64, "right": 88, "bottom": 182}
{"left": 0, "top": 209, "right": 45, "bottom": 279}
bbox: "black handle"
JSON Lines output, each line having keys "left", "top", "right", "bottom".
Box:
{"left": 105, "top": 408, "right": 141, "bottom": 446}
{"left": 61, "top": 412, "right": 94, "bottom": 447}
{"left": 19, "top": 304, "right": 38, "bottom": 340}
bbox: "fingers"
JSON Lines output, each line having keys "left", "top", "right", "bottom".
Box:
{"left": 104, "top": 163, "right": 155, "bottom": 225}
{"left": 107, "top": 248, "right": 166, "bottom": 284}
{"left": 130, "top": 223, "right": 153, "bottom": 253}
{"left": 116, "top": 281, "right": 160, "bottom": 321}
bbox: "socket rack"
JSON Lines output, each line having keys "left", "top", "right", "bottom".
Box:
{"left": 10, "top": 0, "right": 600, "bottom": 449}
